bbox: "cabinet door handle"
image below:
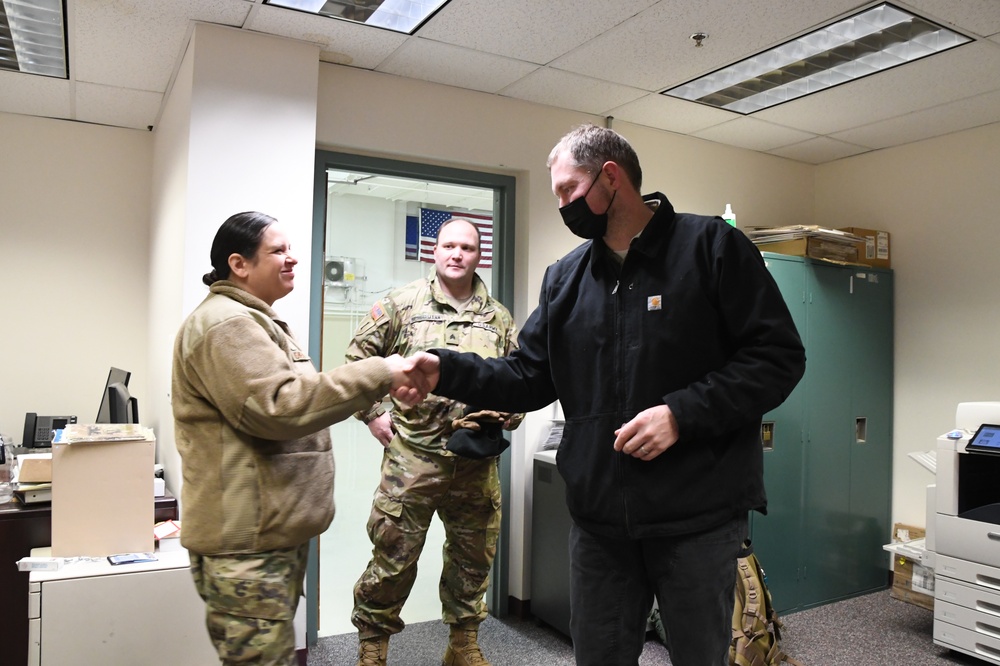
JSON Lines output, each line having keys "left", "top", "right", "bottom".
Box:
{"left": 988, "top": 532, "right": 1000, "bottom": 542}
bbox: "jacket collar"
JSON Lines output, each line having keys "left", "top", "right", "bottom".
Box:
{"left": 588, "top": 192, "right": 676, "bottom": 276}
{"left": 428, "top": 270, "right": 494, "bottom": 314}
{"left": 209, "top": 280, "right": 288, "bottom": 332}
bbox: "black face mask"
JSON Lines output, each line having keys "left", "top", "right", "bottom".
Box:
{"left": 559, "top": 172, "right": 616, "bottom": 240}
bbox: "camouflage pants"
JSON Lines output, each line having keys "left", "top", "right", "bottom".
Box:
{"left": 190, "top": 544, "right": 308, "bottom": 665}
{"left": 352, "top": 436, "right": 502, "bottom": 638}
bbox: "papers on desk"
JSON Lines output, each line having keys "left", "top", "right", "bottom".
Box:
{"left": 54, "top": 423, "right": 149, "bottom": 444}
{"left": 11, "top": 452, "right": 53, "bottom": 503}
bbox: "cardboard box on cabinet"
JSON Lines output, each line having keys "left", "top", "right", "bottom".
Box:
{"left": 839, "top": 226, "right": 890, "bottom": 269}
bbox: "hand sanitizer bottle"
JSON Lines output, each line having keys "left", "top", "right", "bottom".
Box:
{"left": 722, "top": 203, "right": 737, "bottom": 227}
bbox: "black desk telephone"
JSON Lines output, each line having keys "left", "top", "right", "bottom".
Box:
{"left": 22, "top": 413, "right": 77, "bottom": 448}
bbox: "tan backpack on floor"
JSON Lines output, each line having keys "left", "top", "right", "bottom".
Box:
{"left": 730, "top": 541, "right": 804, "bottom": 666}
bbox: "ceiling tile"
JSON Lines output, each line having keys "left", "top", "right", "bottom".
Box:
{"left": 549, "top": 0, "right": 864, "bottom": 91}
{"left": 501, "top": 68, "right": 646, "bottom": 115}
{"left": 75, "top": 83, "right": 163, "bottom": 131}
{"left": 247, "top": 4, "right": 408, "bottom": 69}
{"left": 607, "top": 93, "right": 735, "bottom": 135}
{"left": 831, "top": 89, "right": 1000, "bottom": 150}
{"left": 73, "top": 0, "right": 253, "bottom": 91}
{"left": 768, "top": 137, "right": 871, "bottom": 165}
{"left": 755, "top": 42, "right": 1000, "bottom": 135}
{"left": 417, "top": 0, "right": 659, "bottom": 64}
{"left": 902, "top": 0, "right": 1000, "bottom": 37}
{"left": 692, "top": 117, "right": 816, "bottom": 152}
{"left": 0, "top": 71, "right": 72, "bottom": 118}
{"left": 376, "top": 38, "right": 538, "bottom": 94}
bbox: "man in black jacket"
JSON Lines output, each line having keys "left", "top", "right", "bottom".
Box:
{"left": 413, "top": 124, "right": 806, "bottom": 666}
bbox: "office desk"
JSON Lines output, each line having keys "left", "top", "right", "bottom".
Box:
{"left": 0, "top": 494, "right": 178, "bottom": 666}
{"left": 28, "top": 548, "right": 217, "bottom": 666}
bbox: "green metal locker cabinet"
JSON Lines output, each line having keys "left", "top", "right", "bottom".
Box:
{"left": 751, "top": 253, "right": 893, "bottom": 614}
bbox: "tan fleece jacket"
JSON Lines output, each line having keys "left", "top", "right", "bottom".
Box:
{"left": 172, "top": 282, "right": 393, "bottom": 555}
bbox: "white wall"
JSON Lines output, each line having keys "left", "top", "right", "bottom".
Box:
{"left": 148, "top": 23, "right": 321, "bottom": 499}
{"left": 816, "top": 121, "right": 1000, "bottom": 528}
{"left": 0, "top": 112, "right": 151, "bottom": 439}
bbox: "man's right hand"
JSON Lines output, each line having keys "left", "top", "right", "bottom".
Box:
{"left": 407, "top": 351, "right": 440, "bottom": 392}
{"left": 367, "top": 411, "right": 395, "bottom": 447}
{"left": 385, "top": 353, "right": 431, "bottom": 406}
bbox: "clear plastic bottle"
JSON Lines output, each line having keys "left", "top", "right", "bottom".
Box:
{"left": 722, "top": 203, "right": 737, "bottom": 227}
{"left": 0, "top": 438, "right": 13, "bottom": 504}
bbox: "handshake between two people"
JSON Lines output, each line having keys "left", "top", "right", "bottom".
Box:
{"left": 384, "top": 351, "right": 442, "bottom": 407}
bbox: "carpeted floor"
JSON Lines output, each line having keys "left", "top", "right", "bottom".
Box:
{"left": 308, "top": 589, "right": 984, "bottom": 665}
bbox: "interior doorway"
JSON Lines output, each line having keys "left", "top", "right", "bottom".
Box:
{"left": 308, "top": 151, "right": 516, "bottom": 640}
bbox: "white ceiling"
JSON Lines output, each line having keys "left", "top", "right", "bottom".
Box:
{"left": 3, "top": 0, "right": 1000, "bottom": 164}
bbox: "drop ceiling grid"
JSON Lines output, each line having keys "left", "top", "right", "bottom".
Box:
{"left": 692, "top": 117, "right": 817, "bottom": 152}
{"left": 607, "top": 93, "right": 737, "bottom": 135}
{"left": 247, "top": 3, "right": 408, "bottom": 69}
{"left": 902, "top": 0, "right": 1000, "bottom": 37}
{"left": 415, "top": 0, "right": 660, "bottom": 64}
{"left": 0, "top": 70, "right": 71, "bottom": 117}
{"left": 768, "top": 135, "right": 870, "bottom": 164}
{"left": 500, "top": 68, "right": 648, "bottom": 116}
{"left": 75, "top": 82, "right": 164, "bottom": 130}
{"left": 375, "top": 38, "right": 538, "bottom": 93}
{"left": 72, "top": 0, "right": 251, "bottom": 92}
{"left": 830, "top": 88, "right": 1000, "bottom": 149}
{"left": 756, "top": 42, "right": 1000, "bottom": 136}
{"left": 547, "top": 0, "right": 868, "bottom": 92}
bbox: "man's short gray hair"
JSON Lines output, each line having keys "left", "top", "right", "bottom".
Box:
{"left": 546, "top": 124, "right": 643, "bottom": 191}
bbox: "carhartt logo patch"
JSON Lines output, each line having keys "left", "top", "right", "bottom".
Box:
{"left": 647, "top": 295, "right": 662, "bottom": 311}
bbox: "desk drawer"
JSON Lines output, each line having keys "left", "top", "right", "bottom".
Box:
{"left": 936, "top": 554, "right": 1000, "bottom": 594}
{"left": 936, "top": 515, "right": 1000, "bottom": 568}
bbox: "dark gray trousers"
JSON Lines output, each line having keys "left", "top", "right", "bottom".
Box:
{"left": 568, "top": 514, "right": 746, "bottom": 666}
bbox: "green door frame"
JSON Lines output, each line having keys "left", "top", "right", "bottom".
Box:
{"left": 304, "top": 149, "right": 517, "bottom": 646}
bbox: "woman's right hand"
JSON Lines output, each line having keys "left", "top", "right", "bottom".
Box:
{"left": 385, "top": 353, "right": 430, "bottom": 406}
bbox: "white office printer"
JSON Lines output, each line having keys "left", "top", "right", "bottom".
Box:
{"left": 932, "top": 401, "right": 1000, "bottom": 664}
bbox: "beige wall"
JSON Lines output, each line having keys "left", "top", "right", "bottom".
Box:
{"left": 0, "top": 112, "right": 152, "bottom": 437}
{"left": 816, "top": 121, "right": 1000, "bottom": 528}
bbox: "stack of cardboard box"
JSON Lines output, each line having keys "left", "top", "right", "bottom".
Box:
{"left": 889, "top": 522, "right": 934, "bottom": 611}
{"left": 748, "top": 224, "right": 891, "bottom": 269}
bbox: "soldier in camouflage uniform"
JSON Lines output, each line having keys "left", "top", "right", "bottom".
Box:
{"left": 347, "top": 218, "right": 522, "bottom": 666}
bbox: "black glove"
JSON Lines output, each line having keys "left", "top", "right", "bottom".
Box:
{"left": 446, "top": 410, "right": 510, "bottom": 459}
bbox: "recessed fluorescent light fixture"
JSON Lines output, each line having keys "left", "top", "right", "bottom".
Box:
{"left": 663, "top": 2, "right": 971, "bottom": 114}
{"left": 267, "top": 0, "right": 450, "bottom": 34}
{"left": 0, "top": 0, "right": 67, "bottom": 78}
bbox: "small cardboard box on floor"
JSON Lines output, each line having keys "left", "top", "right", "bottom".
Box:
{"left": 51, "top": 424, "right": 155, "bottom": 557}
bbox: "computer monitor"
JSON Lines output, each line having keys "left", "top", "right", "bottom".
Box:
{"left": 96, "top": 367, "right": 139, "bottom": 424}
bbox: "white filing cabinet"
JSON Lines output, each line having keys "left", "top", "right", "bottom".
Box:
{"left": 28, "top": 548, "right": 218, "bottom": 666}
{"left": 933, "top": 403, "right": 1000, "bottom": 665}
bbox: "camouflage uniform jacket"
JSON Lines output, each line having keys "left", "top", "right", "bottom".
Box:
{"left": 172, "top": 281, "right": 394, "bottom": 555}
{"left": 346, "top": 271, "right": 522, "bottom": 453}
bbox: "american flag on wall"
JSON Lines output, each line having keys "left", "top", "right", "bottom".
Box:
{"left": 404, "top": 215, "right": 419, "bottom": 261}
{"left": 419, "top": 208, "right": 493, "bottom": 269}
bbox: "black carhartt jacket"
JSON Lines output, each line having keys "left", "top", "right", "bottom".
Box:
{"left": 433, "top": 193, "right": 805, "bottom": 539}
